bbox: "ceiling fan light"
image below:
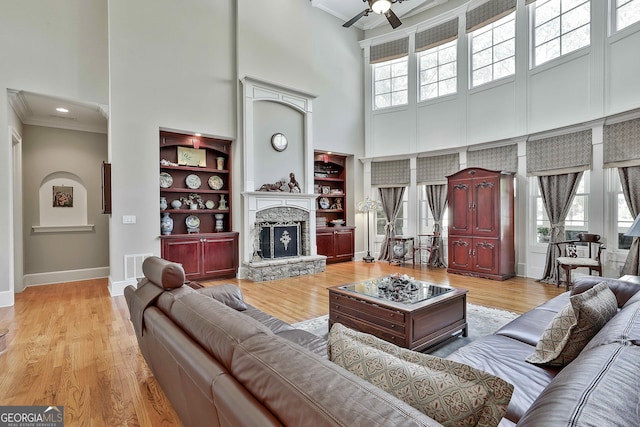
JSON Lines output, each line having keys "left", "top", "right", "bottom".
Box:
{"left": 371, "top": 0, "right": 391, "bottom": 14}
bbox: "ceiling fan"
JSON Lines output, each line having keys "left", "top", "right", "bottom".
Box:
{"left": 343, "top": 0, "right": 407, "bottom": 29}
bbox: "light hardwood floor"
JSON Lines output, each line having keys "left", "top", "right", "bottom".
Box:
{"left": 0, "top": 261, "right": 564, "bottom": 426}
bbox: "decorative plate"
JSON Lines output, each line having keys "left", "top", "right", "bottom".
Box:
{"left": 319, "top": 197, "right": 330, "bottom": 209}
{"left": 160, "top": 172, "right": 173, "bottom": 188}
{"left": 205, "top": 200, "right": 215, "bottom": 209}
{"left": 185, "top": 174, "right": 201, "bottom": 189}
{"left": 208, "top": 175, "right": 223, "bottom": 190}
{"left": 185, "top": 215, "right": 200, "bottom": 229}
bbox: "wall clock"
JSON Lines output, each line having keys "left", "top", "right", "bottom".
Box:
{"left": 271, "top": 133, "right": 288, "bottom": 152}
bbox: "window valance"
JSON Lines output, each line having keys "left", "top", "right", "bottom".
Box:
{"left": 371, "top": 159, "right": 411, "bottom": 185}
{"left": 415, "top": 18, "right": 459, "bottom": 52}
{"left": 466, "top": 0, "right": 517, "bottom": 33}
{"left": 603, "top": 117, "right": 640, "bottom": 168}
{"left": 526, "top": 129, "right": 592, "bottom": 176}
{"left": 467, "top": 144, "right": 517, "bottom": 173}
{"left": 370, "top": 37, "right": 409, "bottom": 64}
{"left": 416, "top": 153, "right": 460, "bottom": 184}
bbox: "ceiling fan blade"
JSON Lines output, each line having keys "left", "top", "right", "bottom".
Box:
{"left": 343, "top": 8, "right": 370, "bottom": 28}
{"left": 385, "top": 9, "right": 402, "bottom": 29}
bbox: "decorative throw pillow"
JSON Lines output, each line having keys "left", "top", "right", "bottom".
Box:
{"left": 327, "top": 323, "right": 513, "bottom": 427}
{"left": 526, "top": 282, "right": 617, "bottom": 366}
{"left": 198, "top": 284, "right": 247, "bottom": 311}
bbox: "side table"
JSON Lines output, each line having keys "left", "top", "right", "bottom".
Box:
{"left": 388, "top": 237, "right": 414, "bottom": 265}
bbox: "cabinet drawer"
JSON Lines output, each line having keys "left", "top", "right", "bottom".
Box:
{"left": 330, "top": 293, "right": 405, "bottom": 323}
{"left": 329, "top": 313, "right": 405, "bottom": 346}
{"left": 330, "top": 302, "right": 405, "bottom": 333}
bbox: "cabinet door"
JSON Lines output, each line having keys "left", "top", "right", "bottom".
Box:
{"left": 316, "top": 230, "right": 335, "bottom": 260}
{"left": 202, "top": 235, "right": 238, "bottom": 278}
{"left": 473, "top": 238, "right": 500, "bottom": 275}
{"left": 448, "top": 178, "right": 472, "bottom": 235}
{"left": 472, "top": 176, "right": 500, "bottom": 236}
{"left": 448, "top": 237, "right": 473, "bottom": 270}
{"left": 162, "top": 238, "right": 203, "bottom": 280}
{"left": 333, "top": 229, "right": 354, "bottom": 261}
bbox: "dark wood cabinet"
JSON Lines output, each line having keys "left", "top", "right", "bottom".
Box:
{"left": 161, "top": 233, "right": 239, "bottom": 280}
{"left": 317, "top": 226, "right": 355, "bottom": 263}
{"left": 447, "top": 168, "right": 515, "bottom": 281}
{"left": 159, "top": 130, "right": 238, "bottom": 280}
{"left": 314, "top": 152, "right": 354, "bottom": 263}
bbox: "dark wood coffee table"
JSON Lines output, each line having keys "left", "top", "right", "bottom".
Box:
{"left": 328, "top": 277, "right": 467, "bottom": 351}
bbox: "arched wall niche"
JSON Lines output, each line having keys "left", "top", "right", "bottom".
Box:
{"left": 33, "top": 171, "right": 94, "bottom": 232}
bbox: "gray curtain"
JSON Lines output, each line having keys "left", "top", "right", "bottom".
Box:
{"left": 426, "top": 184, "right": 448, "bottom": 267}
{"left": 619, "top": 166, "right": 640, "bottom": 275}
{"left": 538, "top": 172, "right": 584, "bottom": 284}
{"left": 378, "top": 187, "right": 406, "bottom": 261}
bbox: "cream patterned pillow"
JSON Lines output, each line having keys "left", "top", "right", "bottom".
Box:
{"left": 526, "top": 282, "right": 617, "bottom": 366}
{"left": 327, "top": 323, "right": 513, "bottom": 427}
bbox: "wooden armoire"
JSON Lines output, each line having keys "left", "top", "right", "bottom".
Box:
{"left": 447, "top": 167, "right": 515, "bottom": 281}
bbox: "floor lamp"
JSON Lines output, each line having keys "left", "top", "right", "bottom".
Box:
{"left": 357, "top": 197, "right": 380, "bottom": 263}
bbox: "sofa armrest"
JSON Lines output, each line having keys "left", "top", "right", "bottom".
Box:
{"left": 571, "top": 276, "right": 640, "bottom": 307}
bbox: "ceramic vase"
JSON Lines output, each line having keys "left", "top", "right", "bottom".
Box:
{"left": 161, "top": 212, "right": 173, "bottom": 235}
{"left": 171, "top": 199, "right": 182, "bottom": 209}
{"left": 218, "top": 194, "right": 228, "bottom": 210}
{"left": 216, "top": 157, "right": 225, "bottom": 170}
{"left": 215, "top": 213, "right": 224, "bottom": 232}
{"left": 160, "top": 196, "right": 167, "bottom": 211}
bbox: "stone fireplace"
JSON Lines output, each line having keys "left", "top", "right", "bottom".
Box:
{"left": 242, "top": 192, "right": 326, "bottom": 281}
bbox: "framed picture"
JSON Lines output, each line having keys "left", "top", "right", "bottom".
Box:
{"left": 53, "top": 186, "right": 73, "bottom": 207}
{"left": 322, "top": 185, "right": 330, "bottom": 195}
{"left": 178, "top": 147, "right": 206, "bottom": 167}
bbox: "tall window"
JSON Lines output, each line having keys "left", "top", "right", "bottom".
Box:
{"left": 418, "top": 186, "right": 449, "bottom": 235}
{"left": 375, "top": 189, "right": 408, "bottom": 236}
{"left": 418, "top": 40, "right": 457, "bottom": 101}
{"left": 470, "top": 12, "right": 516, "bottom": 88}
{"left": 615, "top": 0, "right": 640, "bottom": 31}
{"left": 532, "top": 0, "right": 591, "bottom": 67}
{"left": 534, "top": 172, "right": 589, "bottom": 243}
{"left": 373, "top": 57, "right": 409, "bottom": 110}
{"left": 613, "top": 171, "right": 634, "bottom": 250}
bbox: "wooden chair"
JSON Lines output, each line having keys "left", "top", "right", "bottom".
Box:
{"left": 413, "top": 233, "right": 440, "bottom": 267}
{"left": 554, "top": 233, "right": 605, "bottom": 288}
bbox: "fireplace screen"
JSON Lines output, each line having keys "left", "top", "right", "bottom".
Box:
{"left": 259, "top": 223, "right": 301, "bottom": 259}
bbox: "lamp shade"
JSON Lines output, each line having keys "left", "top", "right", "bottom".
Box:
{"left": 370, "top": 0, "right": 391, "bottom": 14}
{"left": 625, "top": 214, "right": 640, "bottom": 237}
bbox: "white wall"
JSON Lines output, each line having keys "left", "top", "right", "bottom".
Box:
{"left": 0, "top": 0, "right": 108, "bottom": 302}
{"left": 107, "top": 0, "right": 366, "bottom": 293}
{"left": 360, "top": 0, "right": 640, "bottom": 279}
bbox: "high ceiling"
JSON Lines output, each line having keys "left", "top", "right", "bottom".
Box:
{"left": 310, "top": 0, "right": 445, "bottom": 30}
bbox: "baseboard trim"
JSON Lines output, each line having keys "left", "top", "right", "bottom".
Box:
{"left": 108, "top": 277, "right": 137, "bottom": 297}
{"left": 0, "top": 290, "right": 15, "bottom": 308}
{"left": 23, "top": 267, "right": 110, "bottom": 288}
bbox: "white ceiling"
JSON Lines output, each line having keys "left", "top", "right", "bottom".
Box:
{"left": 8, "top": 90, "right": 108, "bottom": 134}
{"left": 311, "top": 0, "right": 445, "bottom": 30}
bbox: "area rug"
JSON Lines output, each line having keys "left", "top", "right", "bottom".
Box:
{"left": 292, "top": 303, "right": 518, "bottom": 358}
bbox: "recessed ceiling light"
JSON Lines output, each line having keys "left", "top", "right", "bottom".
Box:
{"left": 56, "top": 107, "right": 69, "bottom": 113}
{"left": 195, "top": 133, "right": 201, "bottom": 136}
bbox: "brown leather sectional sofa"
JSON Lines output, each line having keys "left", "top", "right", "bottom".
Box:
{"left": 125, "top": 256, "right": 640, "bottom": 426}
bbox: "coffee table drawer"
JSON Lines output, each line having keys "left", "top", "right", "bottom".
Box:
{"left": 330, "top": 301, "right": 405, "bottom": 333}
{"left": 330, "top": 292, "right": 405, "bottom": 323}
{"left": 329, "top": 312, "right": 406, "bottom": 346}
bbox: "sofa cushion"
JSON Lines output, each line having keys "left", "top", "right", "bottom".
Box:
{"left": 572, "top": 275, "right": 640, "bottom": 307}
{"left": 232, "top": 333, "right": 439, "bottom": 427}
{"left": 517, "top": 343, "right": 640, "bottom": 427}
{"left": 495, "top": 307, "right": 560, "bottom": 346}
{"left": 141, "top": 256, "right": 185, "bottom": 289}
{"left": 446, "top": 334, "right": 558, "bottom": 425}
{"left": 582, "top": 296, "right": 640, "bottom": 351}
{"left": 327, "top": 324, "right": 513, "bottom": 427}
{"left": 526, "top": 282, "right": 617, "bottom": 367}
{"left": 197, "top": 284, "right": 247, "bottom": 311}
{"left": 169, "top": 293, "right": 274, "bottom": 369}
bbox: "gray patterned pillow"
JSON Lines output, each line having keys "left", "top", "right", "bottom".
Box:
{"left": 327, "top": 323, "right": 513, "bottom": 427}
{"left": 526, "top": 282, "right": 617, "bottom": 366}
